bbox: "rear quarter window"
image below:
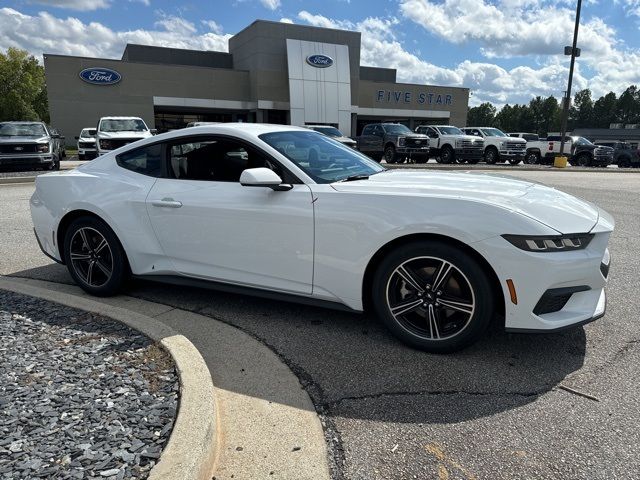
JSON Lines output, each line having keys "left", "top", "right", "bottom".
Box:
{"left": 116, "top": 143, "right": 162, "bottom": 177}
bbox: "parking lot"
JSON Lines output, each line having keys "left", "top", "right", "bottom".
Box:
{"left": 1, "top": 167, "right": 639, "bottom": 479}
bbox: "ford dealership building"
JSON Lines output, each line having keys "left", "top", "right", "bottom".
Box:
{"left": 44, "top": 20, "right": 470, "bottom": 143}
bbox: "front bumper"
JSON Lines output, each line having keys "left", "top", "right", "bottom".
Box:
{"left": 593, "top": 155, "right": 613, "bottom": 166}
{"left": 398, "top": 146, "right": 430, "bottom": 156}
{"left": 474, "top": 212, "right": 613, "bottom": 332}
{"left": 0, "top": 154, "right": 53, "bottom": 168}
{"left": 499, "top": 150, "right": 526, "bottom": 158}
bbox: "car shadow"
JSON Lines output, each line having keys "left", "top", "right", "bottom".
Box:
{"left": 8, "top": 265, "right": 587, "bottom": 426}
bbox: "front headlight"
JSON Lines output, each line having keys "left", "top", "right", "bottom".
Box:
{"left": 397, "top": 137, "right": 406, "bottom": 147}
{"left": 455, "top": 139, "right": 463, "bottom": 148}
{"left": 37, "top": 143, "right": 50, "bottom": 153}
{"left": 502, "top": 233, "right": 594, "bottom": 252}
{"left": 99, "top": 139, "right": 113, "bottom": 150}
{"left": 499, "top": 141, "right": 505, "bottom": 148}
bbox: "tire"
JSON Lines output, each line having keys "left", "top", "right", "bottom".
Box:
{"left": 618, "top": 157, "right": 631, "bottom": 168}
{"left": 508, "top": 157, "right": 522, "bottom": 165}
{"left": 49, "top": 156, "right": 60, "bottom": 171}
{"left": 576, "top": 153, "right": 591, "bottom": 167}
{"left": 62, "top": 149, "right": 67, "bottom": 158}
{"left": 63, "top": 216, "right": 129, "bottom": 296}
{"left": 484, "top": 147, "right": 498, "bottom": 164}
{"left": 435, "top": 156, "right": 443, "bottom": 164}
{"left": 525, "top": 152, "right": 540, "bottom": 165}
{"left": 371, "top": 241, "right": 495, "bottom": 353}
{"left": 384, "top": 145, "right": 398, "bottom": 164}
{"left": 78, "top": 153, "right": 85, "bottom": 161}
{"left": 440, "top": 146, "right": 455, "bottom": 164}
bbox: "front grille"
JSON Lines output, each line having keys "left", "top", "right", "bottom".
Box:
{"left": 0, "top": 143, "right": 38, "bottom": 154}
{"left": 109, "top": 138, "right": 140, "bottom": 149}
{"left": 533, "top": 286, "right": 590, "bottom": 315}
{"left": 459, "top": 140, "right": 484, "bottom": 149}
{"left": 79, "top": 141, "right": 95, "bottom": 148}
{"left": 505, "top": 142, "right": 526, "bottom": 150}
{"left": 405, "top": 138, "right": 428, "bottom": 148}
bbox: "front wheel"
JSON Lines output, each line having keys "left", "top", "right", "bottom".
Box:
{"left": 440, "top": 146, "right": 455, "bottom": 164}
{"left": 525, "top": 152, "right": 540, "bottom": 165}
{"left": 576, "top": 153, "right": 591, "bottom": 167}
{"left": 384, "top": 145, "right": 398, "bottom": 164}
{"left": 484, "top": 148, "right": 498, "bottom": 164}
{"left": 63, "top": 216, "right": 129, "bottom": 296}
{"left": 372, "top": 241, "right": 494, "bottom": 353}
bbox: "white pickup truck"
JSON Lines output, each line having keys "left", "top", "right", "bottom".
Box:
{"left": 414, "top": 125, "right": 484, "bottom": 164}
{"left": 96, "top": 116, "right": 155, "bottom": 156}
{"left": 461, "top": 127, "right": 527, "bottom": 164}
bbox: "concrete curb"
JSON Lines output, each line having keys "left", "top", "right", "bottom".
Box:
{"left": 0, "top": 276, "right": 217, "bottom": 480}
{"left": 0, "top": 176, "right": 37, "bottom": 184}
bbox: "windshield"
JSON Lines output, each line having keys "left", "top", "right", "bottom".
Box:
{"left": 436, "top": 126, "right": 464, "bottom": 135}
{"left": 80, "top": 129, "right": 95, "bottom": 138}
{"left": 382, "top": 124, "right": 412, "bottom": 134}
{"left": 573, "top": 137, "right": 593, "bottom": 146}
{"left": 0, "top": 123, "right": 46, "bottom": 137}
{"left": 312, "top": 126, "right": 343, "bottom": 137}
{"left": 259, "top": 131, "right": 385, "bottom": 184}
{"left": 480, "top": 128, "right": 508, "bottom": 137}
{"left": 99, "top": 119, "right": 148, "bottom": 133}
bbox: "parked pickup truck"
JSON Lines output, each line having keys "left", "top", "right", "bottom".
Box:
{"left": 356, "top": 123, "right": 430, "bottom": 163}
{"left": 509, "top": 133, "right": 614, "bottom": 166}
{"left": 96, "top": 116, "right": 155, "bottom": 156}
{"left": 414, "top": 125, "right": 484, "bottom": 164}
{"left": 594, "top": 140, "right": 640, "bottom": 168}
{"left": 461, "top": 127, "right": 527, "bottom": 164}
{"left": 76, "top": 127, "right": 97, "bottom": 160}
{"left": 0, "top": 121, "right": 62, "bottom": 170}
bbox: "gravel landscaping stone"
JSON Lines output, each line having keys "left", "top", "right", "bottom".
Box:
{"left": 0, "top": 290, "right": 178, "bottom": 479}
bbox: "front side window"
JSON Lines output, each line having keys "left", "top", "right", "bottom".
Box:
{"left": 100, "top": 119, "right": 148, "bottom": 133}
{"left": 260, "top": 130, "right": 384, "bottom": 184}
{"left": 574, "top": 137, "right": 593, "bottom": 146}
{"left": 116, "top": 143, "right": 162, "bottom": 177}
{"left": 168, "top": 137, "right": 283, "bottom": 182}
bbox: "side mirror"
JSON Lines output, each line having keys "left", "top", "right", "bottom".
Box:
{"left": 75, "top": 136, "right": 79, "bottom": 140}
{"left": 240, "top": 168, "right": 292, "bottom": 191}
{"left": 150, "top": 129, "right": 158, "bottom": 135}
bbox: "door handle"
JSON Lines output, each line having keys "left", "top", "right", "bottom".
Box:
{"left": 151, "top": 198, "right": 182, "bottom": 208}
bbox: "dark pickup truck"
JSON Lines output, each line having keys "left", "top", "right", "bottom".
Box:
{"left": 546, "top": 135, "right": 614, "bottom": 167}
{"left": 594, "top": 141, "right": 640, "bottom": 168}
{"left": 356, "top": 123, "right": 430, "bottom": 163}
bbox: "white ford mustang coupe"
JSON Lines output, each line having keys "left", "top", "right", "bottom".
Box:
{"left": 30, "top": 124, "right": 613, "bottom": 352}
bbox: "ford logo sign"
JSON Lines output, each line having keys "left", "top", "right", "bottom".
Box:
{"left": 79, "top": 67, "right": 122, "bottom": 85}
{"left": 306, "top": 54, "right": 334, "bottom": 68}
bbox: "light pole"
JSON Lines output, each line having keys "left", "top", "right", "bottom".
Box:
{"left": 559, "top": 0, "right": 582, "bottom": 158}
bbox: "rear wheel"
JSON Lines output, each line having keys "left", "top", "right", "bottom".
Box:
{"left": 78, "top": 153, "right": 86, "bottom": 161}
{"left": 618, "top": 156, "right": 631, "bottom": 168}
{"left": 63, "top": 216, "right": 129, "bottom": 296}
{"left": 384, "top": 145, "right": 398, "bottom": 164}
{"left": 525, "top": 152, "right": 540, "bottom": 164}
{"left": 372, "top": 241, "right": 494, "bottom": 353}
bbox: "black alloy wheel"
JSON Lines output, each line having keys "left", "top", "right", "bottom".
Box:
{"left": 384, "top": 145, "right": 398, "bottom": 164}
{"left": 525, "top": 152, "right": 540, "bottom": 164}
{"left": 484, "top": 148, "right": 498, "bottom": 164}
{"left": 440, "top": 146, "right": 455, "bottom": 164}
{"left": 576, "top": 153, "right": 591, "bottom": 167}
{"left": 64, "top": 217, "right": 128, "bottom": 296}
{"left": 372, "top": 241, "right": 494, "bottom": 353}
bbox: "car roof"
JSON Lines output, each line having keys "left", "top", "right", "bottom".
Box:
{"left": 0, "top": 121, "right": 45, "bottom": 125}
{"left": 99, "top": 116, "right": 144, "bottom": 120}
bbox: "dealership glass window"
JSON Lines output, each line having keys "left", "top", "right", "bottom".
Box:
{"left": 116, "top": 143, "right": 162, "bottom": 177}
{"left": 168, "top": 137, "right": 283, "bottom": 182}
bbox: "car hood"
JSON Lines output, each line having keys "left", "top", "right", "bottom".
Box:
{"left": 98, "top": 131, "right": 152, "bottom": 139}
{"left": 335, "top": 136, "right": 356, "bottom": 144}
{"left": 331, "top": 170, "right": 600, "bottom": 234}
{"left": 0, "top": 136, "right": 49, "bottom": 143}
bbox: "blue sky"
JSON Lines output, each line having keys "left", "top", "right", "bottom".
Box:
{"left": 1, "top": 0, "right": 639, "bottom": 106}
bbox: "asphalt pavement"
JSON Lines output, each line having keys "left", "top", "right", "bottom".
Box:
{"left": 1, "top": 169, "right": 639, "bottom": 480}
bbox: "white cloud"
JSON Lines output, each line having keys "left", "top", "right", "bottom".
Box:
{"left": 28, "top": 0, "right": 110, "bottom": 11}
{"left": 130, "top": 0, "right": 150, "bottom": 6}
{"left": 295, "top": 8, "right": 640, "bottom": 106}
{"left": 279, "top": 17, "right": 293, "bottom": 24}
{"left": 260, "top": 0, "right": 281, "bottom": 10}
{"left": 0, "top": 8, "right": 231, "bottom": 59}
{"left": 615, "top": 0, "right": 640, "bottom": 17}
{"left": 202, "top": 20, "right": 223, "bottom": 34}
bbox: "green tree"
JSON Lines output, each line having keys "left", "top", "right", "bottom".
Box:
{"left": 592, "top": 92, "right": 618, "bottom": 128}
{"left": 467, "top": 102, "right": 496, "bottom": 126}
{"left": 570, "top": 89, "right": 594, "bottom": 129}
{"left": 0, "top": 48, "right": 49, "bottom": 122}
{"left": 540, "top": 96, "right": 560, "bottom": 136}
{"left": 615, "top": 86, "right": 640, "bottom": 124}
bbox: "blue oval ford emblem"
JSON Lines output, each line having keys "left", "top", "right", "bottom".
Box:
{"left": 306, "top": 54, "right": 334, "bottom": 68}
{"left": 79, "top": 67, "right": 122, "bottom": 85}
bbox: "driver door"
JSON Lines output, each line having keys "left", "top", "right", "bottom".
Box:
{"left": 146, "top": 135, "right": 315, "bottom": 294}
